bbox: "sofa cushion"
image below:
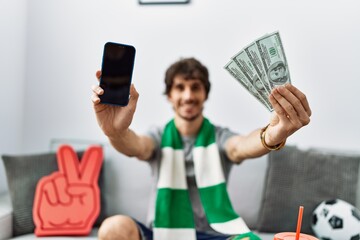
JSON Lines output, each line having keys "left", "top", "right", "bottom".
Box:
{"left": 257, "top": 146, "right": 360, "bottom": 234}
{"left": 1, "top": 150, "right": 106, "bottom": 237}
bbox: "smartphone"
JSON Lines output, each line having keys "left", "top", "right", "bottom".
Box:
{"left": 99, "top": 42, "right": 136, "bottom": 106}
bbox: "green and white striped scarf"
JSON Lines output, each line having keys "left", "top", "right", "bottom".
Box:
{"left": 154, "top": 118, "right": 257, "bottom": 240}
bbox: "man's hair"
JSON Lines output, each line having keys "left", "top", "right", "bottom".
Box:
{"left": 164, "top": 57, "right": 210, "bottom": 98}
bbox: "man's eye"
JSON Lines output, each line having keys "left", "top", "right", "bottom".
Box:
{"left": 192, "top": 85, "right": 200, "bottom": 91}
{"left": 175, "top": 85, "right": 184, "bottom": 91}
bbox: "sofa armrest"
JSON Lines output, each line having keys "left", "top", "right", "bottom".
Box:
{"left": 0, "top": 192, "right": 13, "bottom": 240}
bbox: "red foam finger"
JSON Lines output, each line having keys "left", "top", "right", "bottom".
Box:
{"left": 53, "top": 175, "right": 71, "bottom": 204}
{"left": 79, "top": 145, "right": 103, "bottom": 184}
{"left": 33, "top": 145, "right": 103, "bottom": 236}
{"left": 68, "top": 185, "right": 97, "bottom": 206}
{"left": 57, "top": 145, "right": 81, "bottom": 184}
{"left": 40, "top": 175, "right": 58, "bottom": 205}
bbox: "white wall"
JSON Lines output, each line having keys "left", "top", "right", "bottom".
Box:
{"left": 0, "top": 0, "right": 27, "bottom": 193}
{"left": 4, "top": 0, "right": 360, "bottom": 156}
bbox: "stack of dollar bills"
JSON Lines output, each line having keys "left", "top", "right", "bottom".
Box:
{"left": 224, "top": 31, "right": 291, "bottom": 112}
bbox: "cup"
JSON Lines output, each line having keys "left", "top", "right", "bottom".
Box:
{"left": 273, "top": 232, "right": 319, "bottom": 240}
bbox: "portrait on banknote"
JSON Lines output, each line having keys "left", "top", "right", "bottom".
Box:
{"left": 268, "top": 61, "right": 288, "bottom": 85}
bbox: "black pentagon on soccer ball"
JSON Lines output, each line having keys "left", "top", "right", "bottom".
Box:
{"left": 325, "top": 199, "right": 337, "bottom": 205}
{"left": 350, "top": 234, "right": 360, "bottom": 240}
{"left": 321, "top": 238, "right": 332, "bottom": 240}
{"left": 328, "top": 215, "right": 343, "bottom": 229}
{"left": 352, "top": 207, "right": 360, "bottom": 221}
{"left": 312, "top": 213, "right": 318, "bottom": 225}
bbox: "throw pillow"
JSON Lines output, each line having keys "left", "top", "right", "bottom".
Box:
{"left": 257, "top": 146, "right": 360, "bottom": 234}
{"left": 2, "top": 150, "right": 107, "bottom": 237}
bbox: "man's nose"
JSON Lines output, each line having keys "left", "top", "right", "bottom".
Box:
{"left": 183, "top": 88, "right": 194, "bottom": 99}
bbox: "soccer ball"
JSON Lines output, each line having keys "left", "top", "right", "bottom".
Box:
{"left": 311, "top": 199, "right": 360, "bottom": 240}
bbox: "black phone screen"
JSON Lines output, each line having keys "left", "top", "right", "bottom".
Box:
{"left": 99, "top": 42, "right": 136, "bottom": 106}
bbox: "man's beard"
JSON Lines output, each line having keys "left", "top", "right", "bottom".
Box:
{"left": 176, "top": 101, "right": 203, "bottom": 122}
{"left": 178, "top": 107, "right": 203, "bottom": 122}
{"left": 179, "top": 111, "right": 202, "bottom": 122}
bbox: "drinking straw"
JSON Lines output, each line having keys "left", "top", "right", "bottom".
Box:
{"left": 295, "top": 206, "right": 304, "bottom": 240}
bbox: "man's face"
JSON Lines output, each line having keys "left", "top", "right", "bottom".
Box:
{"left": 167, "top": 75, "right": 207, "bottom": 122}
{"left": 254, "top": 77, "right": 264, "bottom": 90}
{"left": 270, "top": 65, "right": 286, "bottom": 82}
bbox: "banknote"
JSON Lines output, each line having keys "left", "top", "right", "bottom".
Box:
{"left": 224, "top": 31, "right": 290, "bottom": 111}
{"left": 243, "top": 42, "right": 272, "bottom": 93}
{"left": 255, "top": 31, "right": 291, "bottom": 89}
{"left": 231, "top": 49, "right": 272, "bottom": 109}
{"left": 224, "top": 60, "right": 273, "bottom": 111}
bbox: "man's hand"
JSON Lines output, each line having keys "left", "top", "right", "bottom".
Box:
{"left": 266, "top": 84, "right": 312, "bottom": 146}
{"left": 91, "top": 70, "right": 139, "bottom": 140}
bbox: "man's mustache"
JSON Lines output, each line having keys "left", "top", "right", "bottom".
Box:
{"left": 182, "top": 99, "right": 197, "bottom": 105}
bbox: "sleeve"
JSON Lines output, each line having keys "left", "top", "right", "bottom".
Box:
{"left": 144, "top": 125, "right": 163, "bottom": 162}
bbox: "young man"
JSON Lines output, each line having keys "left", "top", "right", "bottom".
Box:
{"left": 91, "top": 58, "right": 311, "bottom": 240}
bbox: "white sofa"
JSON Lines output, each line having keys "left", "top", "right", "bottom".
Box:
{"left": 1, "top": 144, "right": 359, "bottom": 240}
